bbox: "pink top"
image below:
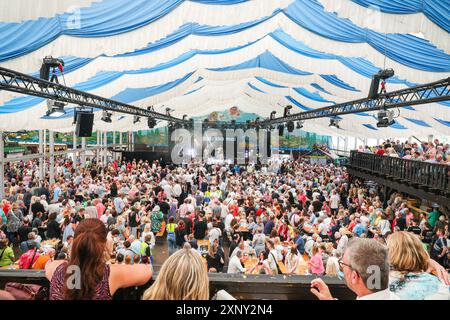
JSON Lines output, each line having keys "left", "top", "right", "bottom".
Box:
{"left": 310, "top": 253, "right": 324, "bottom": 275}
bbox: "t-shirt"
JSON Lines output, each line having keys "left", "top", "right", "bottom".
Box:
{"left": 32, "top": 254, "right": 51, "bottom": 269}
{"left": 310, "top": 253, "right": 324, "bottom": 275}
{"left": 406, "top": 226, "right": 421, "bottom": 235}
{"left": 194, "top": 220, "right": 207, "bottom": 240}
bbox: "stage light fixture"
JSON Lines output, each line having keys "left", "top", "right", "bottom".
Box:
{"left": 287, "top": 120, "right": 295, "bottom": 133}
{"left": 101, "top": 110, "right": 112, "bottom": 123}
{"left": 329, "top": 118, "right": 340, "bottom": 129}
{"left": 270, "top": 111, "right": 276, "bottom": 120}
{"left": 147, "top": 117, "right": 157, "bottom": 129}
{"left": 368, "top": 68, "right": 394, "bottom": 99}
{"left": 278, "top": 124, "right": 285, "bottom": 136}
{"left": 376, "top": 109, "right": 395, "bottom": 128}
{"left": 39, "top": 56, "right": 65, "bottom": 84}
{"left": 296, "top": 121, "right": 304, "bottom": 129}
{"left": 133, "top": 115, "right": 141, "bottom": 124}
{"left": 284, "top": 105, "right": 292, "bottom": 117}
{"left": 165, "top": 107, "right": 174, "bottom": 116}
{"left": 46, "top": 99, "right": 66, "bottom": 117}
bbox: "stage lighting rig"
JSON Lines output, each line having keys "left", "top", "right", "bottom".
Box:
{"left": 329, "top": 118, "right": 340, "bottom": 129}
{"left": 46, "top": 99, "right": 66, "bottom": 117}
{"left": 133, "top": 115, "right": 141, "bottom": 124}
{"left": 39, "top": 56, "right": 65, "bottom": 84}
{"left": 101, "top": 110, "right": 112, "bottom": 123}
{"left": 147, "top": 117, "right": 157, "bottom": 129}
{"left": 165, "top": 107, "right": 174, "bottom": 116}
{"left": 376, "top": 109, "right": 396, "bottom": 127}
{"left": 270, "top": 111, "right": 276, "bottom": 120}
{"left": 284, "top": 105, "right": 292, "bottom": 117}
{"left": 287, "top": 120, "right": 295, "bottom": 133}
{"left": 368, "top": 68, "right": 394, "bottom": 99}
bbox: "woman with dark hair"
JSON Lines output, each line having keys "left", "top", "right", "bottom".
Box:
{"left": 46, "top": 212, "right": 61, "bottom": 240}
{"left": 45, "top": 219, "right": 152, "bottom": 300}
{"left": 175, "top": 219, "right": 188, "bottom": 249}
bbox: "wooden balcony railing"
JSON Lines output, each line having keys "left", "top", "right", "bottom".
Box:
{"left": 349, "top": 151, "right": 450, "bottom": 195}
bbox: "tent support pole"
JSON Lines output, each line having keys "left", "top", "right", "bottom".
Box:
{"left": 49, "top": 130, "right": 55, "bottom": 185}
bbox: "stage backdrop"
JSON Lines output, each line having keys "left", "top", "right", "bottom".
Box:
{"left": 135, "top": 108, "right": 332, "bottom": 150}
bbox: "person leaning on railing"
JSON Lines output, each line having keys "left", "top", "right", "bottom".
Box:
{"left": 387, "top": 231, "right": 449, "bottom": 300}
{"left": 45, "top": 219, "right": 152, "bottom": 300}
{"left": 142, "top": 244, "right": 209, "bottom": 300}
{"left": 310, "top": 238, "right": 399, "bottom": 300}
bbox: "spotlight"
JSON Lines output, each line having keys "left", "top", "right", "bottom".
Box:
{"left": 368, "top": 68, "right": 394, "bottom": 99}
{"left": 284, "top": 105, "right": 292, "bottom": 117}
{"left": 101, "top": 110, "right": 112, "bottom": 123}
{"left": 329, "top": 118, "right": 340, "bottom": 129}
{"left": 376, "top": 109, "right": 395, "bottom": 127}
{"left": 39, "top": 56, "right": 65, "bottom": 84}
{"left": 270, "top": 111, "right": 276, "bottom": 120}
{"left": 165, "top": 107, "right": 174, "bottom": 116}
{"left": 133, "top": 115, "right": 141, "bottom": 124}
{"left": 147, "top": 117, "right": 157, "bottom": 129}
{"left": 46, "top": 99, "right": 66, "bottom": 117}
{"left": 287, "top": 121, "right": 295, "bottom": 133}
{"left": 296, "top": 121, "right": 304, "bottom": 129}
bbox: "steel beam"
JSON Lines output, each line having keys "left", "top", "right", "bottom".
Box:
{"left": 0, "top": 67, "right": 187, "bottom": 123}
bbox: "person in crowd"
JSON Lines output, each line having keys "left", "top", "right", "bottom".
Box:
{"left": 227, "top": 249, "right": 246, "bottom": 274}
{"left": 143, "top": 245, "right": 209, "bottom": 300}
{"left": 310, "top": 238, "right": 399, "bottom": 300}
{"left": 308, "top": 245, "right": 324, "bottom": 276}
{"left": 387, "top": 231, "right": 449, "bottom": 299}
{"left": 175, "top": 219, "right": 188, "bottom": 249}
{"left": 45, "top": 219, "right": 152, "bottom": 300}
{"left": 0, "top": 238, "right": 15, "bottom": 267}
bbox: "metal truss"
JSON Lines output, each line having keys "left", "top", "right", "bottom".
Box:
{"left": 258, "top": 77, "right": 450, "bottom": 126}
{"left": 0, "top": 67, "right": 187, "bottom": 123}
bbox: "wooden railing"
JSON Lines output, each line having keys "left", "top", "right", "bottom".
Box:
{"left": 0, "top": 270, "right": 355, "bottom": 300}
{"left": 349, "top": 151, "right": 450, "bottom": 194}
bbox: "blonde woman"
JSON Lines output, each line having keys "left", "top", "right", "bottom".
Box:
{"left": 387, "top": 232, "right": 449, "bottom": 300}
{"left": 325, "top": 255, "right": 339, "bottom": 277}
{"left": 143, "top": 246, "right": 209, "bottom": 300}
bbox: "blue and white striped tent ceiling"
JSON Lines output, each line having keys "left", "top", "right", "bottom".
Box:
{"left": 0, "top": 0, "right": 449, "bottom": 138}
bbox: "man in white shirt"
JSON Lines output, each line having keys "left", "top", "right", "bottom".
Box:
{"left": 224, "top": 212, "right": 234, "bottom": 233}
{"left": 329, "top": 190, "right": 340, "bottom": 215}
{"left": 227, "top": 250, "right": 246, "bottom": 274}
{"left": 310, "top": 238, "right": 400, "bottom": 300}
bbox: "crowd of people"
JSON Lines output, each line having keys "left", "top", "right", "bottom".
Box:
{"left": 357, "top": 138, "right": 450, "bottom": 164}
{"left": 0, "top": 152, "right": 449, "bottom": 300}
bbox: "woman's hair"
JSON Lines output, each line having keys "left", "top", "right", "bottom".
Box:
{"left": 0, "top": 238, "right": 8, "bottom": 249}
{"left": 312, "top": 244, "right": 320, "bottom": 256}
{"left": 143, "top": 247, "right": 209, "bottom": 300}
{"left": 116, "top": 253, "right": 124, "bottom": 263}
{"left": 169, "top": 216, "right": 174, "bottom": 224}
{"left": 325, "top": 258, "right": 338, "bottom": 276}
{"left": 64, "top": 219, "right": 108, "bottom": 300}
{"left": 125, "top": 255, "right": 132, "bottom": 265}
{"left": 387, "top": 231, "right": 429, "bottom": 273}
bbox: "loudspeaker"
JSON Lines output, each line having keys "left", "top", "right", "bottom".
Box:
{"left": 75, "top": 112, "right": 94, "bottom": 137}
{"left": 278, "top": 125, "right": 284, "bottom": 136}
{"left": 368, "top": 74, "right": 381, "bottom": 99}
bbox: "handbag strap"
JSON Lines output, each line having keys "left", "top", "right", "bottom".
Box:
{"left": 28, "top": 248, "right": 38, "bottom": 269}
{"left": 0, "top": 248, "right": 6, "bottom": 260}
